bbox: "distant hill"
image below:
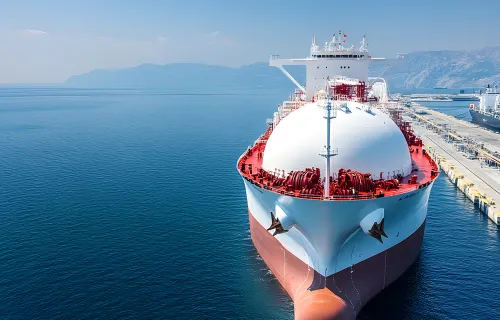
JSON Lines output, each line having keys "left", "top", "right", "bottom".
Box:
{"left": 65, "top": 62, "right": 305, "bottom": 92}
{"left": 377, "top": 46, "right": 500, "bottom": 89}
{"left": 65, "top": 46, "right": 500, "bottom": 90}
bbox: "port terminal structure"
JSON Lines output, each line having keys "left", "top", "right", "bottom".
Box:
{"left": 396, "top": 103, "right": 500, "bottom": 225}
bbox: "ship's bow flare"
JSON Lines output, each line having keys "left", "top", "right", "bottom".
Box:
{"left": 294, "top": 288, "right": 352, "bottom": 320}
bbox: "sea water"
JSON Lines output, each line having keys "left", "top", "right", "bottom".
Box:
{"left": 0, "top": 88, "right": 498, "bottom": 319}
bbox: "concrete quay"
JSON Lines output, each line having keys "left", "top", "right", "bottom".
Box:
{"left": 402, "top": 104, "right": 500, "bottom": 225}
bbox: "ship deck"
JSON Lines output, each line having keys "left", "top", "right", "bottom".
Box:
{"left": 237, "top": 136, "right": 439, "bottom": 201}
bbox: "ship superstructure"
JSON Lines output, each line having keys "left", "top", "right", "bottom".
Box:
{"left": 470, "top": 85, "right": 500, "bottom": 130}
{"left": 237, "top": 33, "right": 439, "bottom": 319}
{"left": 270, "top": 33, "right": 383, "bottom": 98}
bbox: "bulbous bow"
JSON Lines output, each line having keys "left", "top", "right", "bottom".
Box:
{"left": 294, "top": 288, "right": 352, "bottom": 320}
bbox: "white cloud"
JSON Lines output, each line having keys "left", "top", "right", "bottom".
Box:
{"left": 157, "top": 35, "right": 168, "bottom": 42}
{"left": 23, "top": 29, "right": 48, "bottom": 36}
{"left": 207, "top": 30, "right": 220, "bottom": 37}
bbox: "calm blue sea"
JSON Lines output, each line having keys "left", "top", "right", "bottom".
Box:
{"left": 0, "top": 88, "right": 498, "bottom": 320}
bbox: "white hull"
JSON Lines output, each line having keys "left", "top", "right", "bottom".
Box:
{"left": 243, "top": 178, "right": 433, "bottom": 277}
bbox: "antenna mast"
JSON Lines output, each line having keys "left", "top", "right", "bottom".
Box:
{"left": 320, "top": 79, "right": 338, "bottom": 198}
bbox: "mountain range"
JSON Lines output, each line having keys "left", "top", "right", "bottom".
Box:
{"left": 65, "top": 46, "right": 500, "bottom": 90}
{"left": 65, "top": 63, "right": 305, "bottom": 92}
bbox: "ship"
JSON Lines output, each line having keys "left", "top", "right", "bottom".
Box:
{"left": 409, "top": 95, "right": 453, "bottom": 102}
{"left": 469, "top": 85, "right": 500, "bottom": 130}
{"left": 451, "top": 94, "right": 479, "bottom": 101}
{"left": 236, "top": 33, "right": 440, "bottom": 319}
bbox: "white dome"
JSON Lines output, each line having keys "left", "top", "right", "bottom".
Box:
{"left": 262, "top": 101, "right": 412, "bottom": 179}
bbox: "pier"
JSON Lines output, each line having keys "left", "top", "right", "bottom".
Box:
{"left": 400, "top": 104, "right": 500, "bottom": 225}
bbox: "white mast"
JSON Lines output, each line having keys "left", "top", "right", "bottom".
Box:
{"left": 360, "top": 35, "right": 367, "bottom": 52}
{"left": 320, "top": 80, "right": 337, "bottom": 198}
{"left": 310, "top": 36, "right": 318, "bottom": 57}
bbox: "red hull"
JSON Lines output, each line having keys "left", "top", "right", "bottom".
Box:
{"left": 249, "top": 211, "right": 425, "bottom": 319}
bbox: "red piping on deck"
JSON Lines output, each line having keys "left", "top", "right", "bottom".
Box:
{"left": 237, "top": 120, "right": 439, "bottom": 201}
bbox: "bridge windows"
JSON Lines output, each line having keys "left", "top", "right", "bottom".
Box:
{"left": 312, "top": 54, "right": 365, "bottom": 59}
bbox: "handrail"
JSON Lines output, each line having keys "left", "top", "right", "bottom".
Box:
{"left": 243, "top": 172, "right": 434, "bottom": 201}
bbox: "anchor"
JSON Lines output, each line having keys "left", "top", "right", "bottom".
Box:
{"left": 267, "top": 212, "right": 288, "bottom": 236}
{"left": 368, "top": 218, "right": 388, "bottom": 243}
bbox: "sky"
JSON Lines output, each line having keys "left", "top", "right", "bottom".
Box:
{"left": 0, "top": 0, "right": 498, "bottom": 83}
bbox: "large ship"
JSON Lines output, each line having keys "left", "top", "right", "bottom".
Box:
{"left": 409, "top": 95, "right": 453, "bottom": 102}
{"left": 470, "top": 85, "right": 500, "bottom": 130}
{"left": 237, "top": 33, "right": 439, "bottom": 319}
{"left": 451, "top": 94, "right": 479, "bottom": 101}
